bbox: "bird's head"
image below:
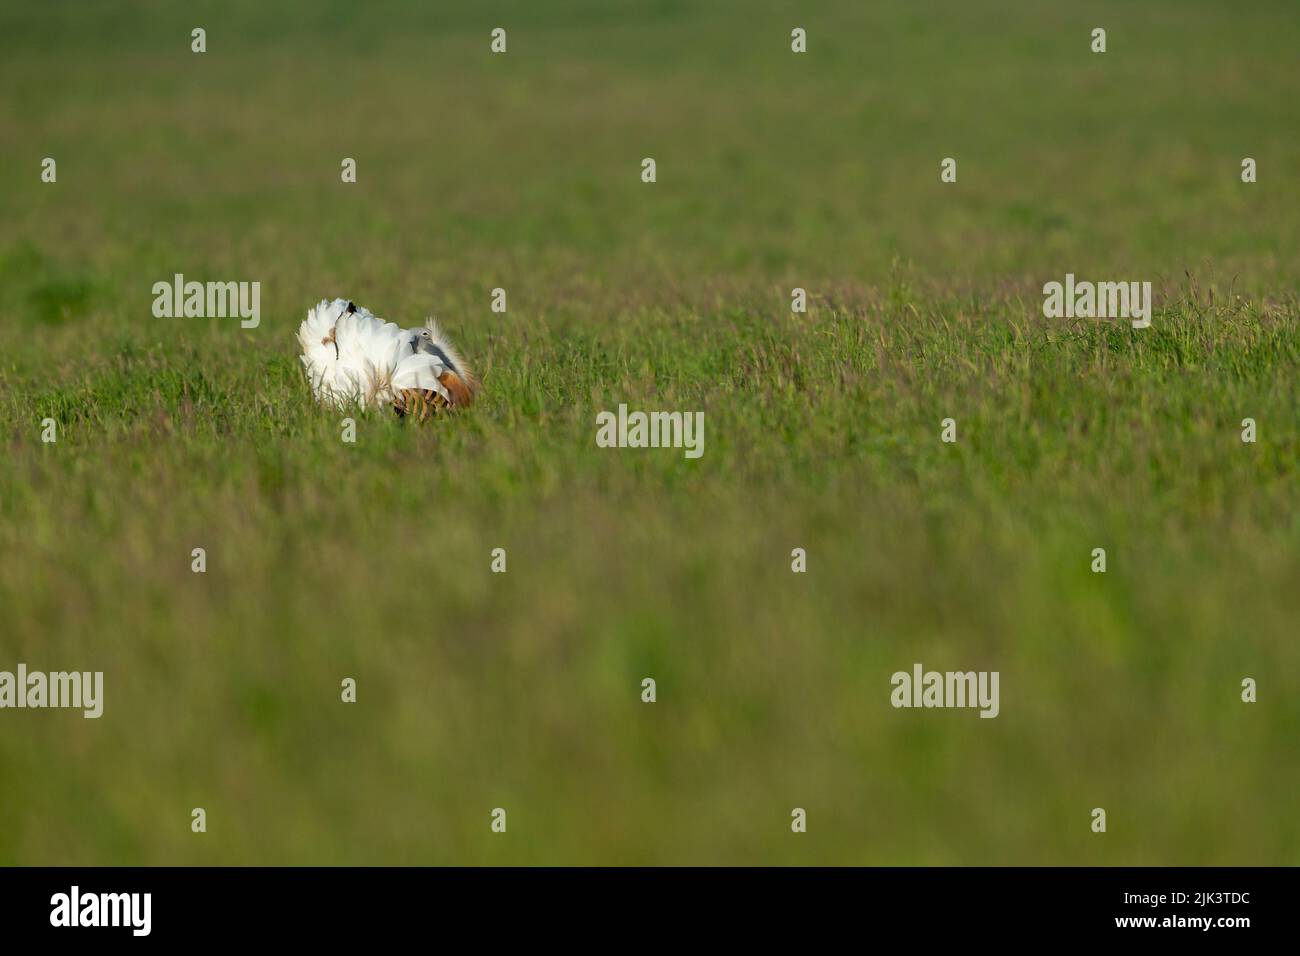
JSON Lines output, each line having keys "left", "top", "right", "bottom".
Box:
{"left": 411, "top": 321, "right": 477, "bottom": 407}
{"left": 410, "top": 327, "right": 439, "bottom": 354}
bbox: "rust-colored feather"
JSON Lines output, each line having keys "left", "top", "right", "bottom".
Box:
{"left": 438, "top": 370, "right": 476, "bottom": 408}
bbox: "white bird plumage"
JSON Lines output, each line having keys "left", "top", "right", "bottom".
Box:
{"left": 297, "top": 298, "right": 476, "bottom": 417}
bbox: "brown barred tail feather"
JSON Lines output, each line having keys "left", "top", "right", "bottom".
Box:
{"left": 393, "top": 387, "right": 449, "bottom": 422}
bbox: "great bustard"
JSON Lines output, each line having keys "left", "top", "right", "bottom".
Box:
{"left": 297, "top": 298, "right": 476, "bottom": 420}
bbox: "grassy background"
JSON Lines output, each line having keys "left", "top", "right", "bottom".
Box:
{"left": 0, "top": 0, "right": 1297, "bottom": 864}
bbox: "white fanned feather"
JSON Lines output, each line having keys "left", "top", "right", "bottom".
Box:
{"left": 297, "top": 298, "right": 476, "bottom": 412}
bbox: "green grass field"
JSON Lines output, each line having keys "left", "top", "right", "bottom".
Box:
{"left": 1, "top": 0, "right": 1297, "bottom": 865}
